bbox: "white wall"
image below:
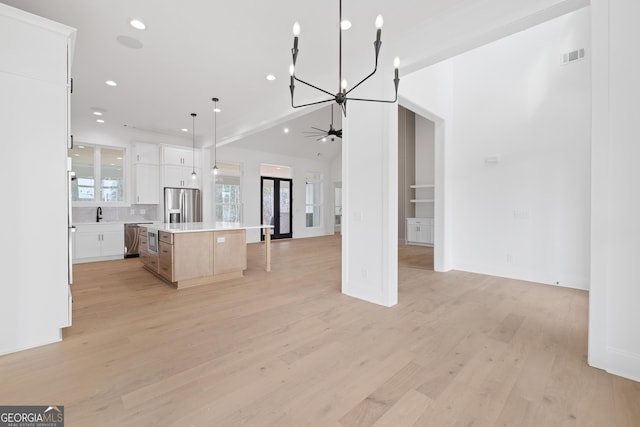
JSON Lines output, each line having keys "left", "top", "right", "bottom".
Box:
{"left": 214, "top": 145, "right": 335, "bottom": 243}
{"left": 401, "top": 9, "right": 591, "bottom": 289}
{"left": 342, "top": 100, "right": 399, "bottom": 307}
{"left": 451, "top": 8, "right": 591, "bottom": 289}
{"left": 590, "top": 0, "right": 640, "bottom": 382}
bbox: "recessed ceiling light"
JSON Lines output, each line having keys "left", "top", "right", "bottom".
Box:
{"left": 266, "top": 74, "right": 276, "bottom": 81}
{"left": 109, "top": 163, "right": 115, "bottom": 166}
{"left": 93, "top": 111, "right": 103, "bottom": 116}
{"left": 340, "top": 20, "right": 352, "bottom": 30}
{"left": 181, "top": 128, "right": 189, "bottom": 132}
{"left": 116, "top": 157, "right": 123, "bottom": 160}
{"left": 283, "top": 128, "right": 289, "bottom": 133}
{"left": 322, "top": 137, "right": 327, "bottom": 142}
{"left": 73, "top": 153, "right": 80, "bottom": 156}
{"left": 96, "top": 119, "right": 105, "bottom": 123}
{"left": 78, "top": 145, "right": 85, "bottom": 149}
{"left": 105, "top": 80, "right": 117, "bottom": 87}
{"left": 129, "top": 19, "right": 146, "bottom": 30}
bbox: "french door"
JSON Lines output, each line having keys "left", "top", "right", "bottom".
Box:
{"left": 261, "top": 176, "right": 292, "bottom": 240}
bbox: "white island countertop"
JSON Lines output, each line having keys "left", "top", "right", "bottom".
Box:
{"left": 143, "top": 222, "right": 272, "bottom": 234}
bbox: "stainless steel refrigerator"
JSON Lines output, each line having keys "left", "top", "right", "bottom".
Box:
{"left": 164, "top": 187, "right": 202, "bottom": 223}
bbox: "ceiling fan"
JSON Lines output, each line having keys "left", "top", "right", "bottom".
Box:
{"left": 303, "top": 104, "right": 342, "bottom": 142}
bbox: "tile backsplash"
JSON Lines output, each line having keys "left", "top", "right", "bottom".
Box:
{"left": 73, "top": 205, "right": 160, "bottom": 223}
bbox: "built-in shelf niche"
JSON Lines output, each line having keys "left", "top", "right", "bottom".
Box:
{"left": 410, "top": 184, "right": 435, "bottom": 204}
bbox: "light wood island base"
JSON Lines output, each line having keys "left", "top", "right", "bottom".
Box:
{"left": 138, "top": 225, "right": 270, "bottom": 289}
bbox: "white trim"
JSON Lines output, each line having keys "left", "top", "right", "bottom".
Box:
{"left": 588, "top": 0, "right": 610, "bottom": 373}
{"left": 398, "top": 96, "right": 451, "bottom": 272}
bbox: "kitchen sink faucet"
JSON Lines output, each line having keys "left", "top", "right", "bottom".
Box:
{"left": 96, "top": 206, "right": 102, "bottom": 222}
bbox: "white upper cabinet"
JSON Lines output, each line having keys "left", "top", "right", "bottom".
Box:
{"left": 135, "top": 163, "right": 160, "bottom": 204}
{"left": 163, "top": 164, "right": 201, "bottom": 189}
{"left": 132, "top": 142, "right": 160, "bottom": 204}
{"left": 0, "top": 8, "right": 72, "bottom": 83}
{"left": 164, "top": 146, "right": 201, "bottom": 168}
{"left": 133, "top": 142, "right": 160, "bottom": 164}
{"left": 162, "top": 145, "right": 201, "bottom": 189}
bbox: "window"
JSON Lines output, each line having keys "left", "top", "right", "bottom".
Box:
{"left": 305, "top": 172, "right": 323, "bottom": 228}
{"left": 69, "top": 144, "right": 125, "bottom": 203}
{"left": 214, "top": 162, "right": 242, "bottom": 222}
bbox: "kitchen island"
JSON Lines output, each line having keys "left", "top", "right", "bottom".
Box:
{"left": 139, "top": 222, "right": 272, "bottom": 289}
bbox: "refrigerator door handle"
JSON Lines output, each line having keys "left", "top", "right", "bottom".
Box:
{"left": 181, "top": 190, "right": 186, "bottom": 221}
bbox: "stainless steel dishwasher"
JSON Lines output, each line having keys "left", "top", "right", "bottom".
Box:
{"left": 124, "top": 223, "right": 152, "bottom": 258}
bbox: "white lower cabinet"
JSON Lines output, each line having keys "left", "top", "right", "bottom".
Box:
{"left": 406, "top": 218, "right": 434, "bottom": 246}
{"left": 73, "top": 223, "right": 124, "bottom": 263}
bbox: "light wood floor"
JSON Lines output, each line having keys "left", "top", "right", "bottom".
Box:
{"left": 1, "top": 235, "right": 638, "bottom": 426}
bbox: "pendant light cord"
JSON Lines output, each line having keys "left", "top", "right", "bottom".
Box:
{"left": 212, "top": 97, "right": 219, "bottom": 174}
{"left": 189, "top": 113, "right": 198, "bottom": 180}
{"left": 192, "top": 114, "right": 196, "bottom": 173}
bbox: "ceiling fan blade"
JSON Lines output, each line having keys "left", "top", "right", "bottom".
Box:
{"left": 311, "top": 127, "right": 327, "bottom": 132}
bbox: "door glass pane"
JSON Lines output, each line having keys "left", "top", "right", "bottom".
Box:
{"left": 101, "top": 148, "right": 124, "bottom": 202}
{"left": 335, "top": 187, "right": 343, "bottom": 226}
{"left": 214, "top": 162, "right": 242, "bottom": 222}
{"left": 305, "top": 172, "right": 322, "bottom": 228}
{"left": 262, "top": 179, "right": 274, "bottom": 227}
{"left": 69, "top": 145, "right": 95, "bottom": 201}
{"left": 279, "top": 181, "right": 291, "bottom": 234}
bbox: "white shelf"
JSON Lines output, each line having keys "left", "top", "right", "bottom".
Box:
{"left": 410, "top": 184, "right": 435, "bottom": 189}
{"left": 410, "top": 199, "right": 435, "bottom": 203}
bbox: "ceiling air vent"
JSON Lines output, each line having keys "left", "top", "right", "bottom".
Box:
{"left": 562, "top": 48, "right": 585, "bottom": 65}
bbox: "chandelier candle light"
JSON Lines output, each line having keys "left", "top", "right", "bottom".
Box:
{"left": 289, "top": 0, "right": 400, "bottom": 116}
{"left": 211, "top": 97, "right": 219, "bottom": 175}
{"left": 190, "top": 113, "right": 197, "bottom": 180}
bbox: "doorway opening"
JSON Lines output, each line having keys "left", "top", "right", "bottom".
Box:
{"left": 398, "top": 105, "right": 437, "bottom": 271}
{"left": 260, "top": 164, "right": 292, "bottom": 240}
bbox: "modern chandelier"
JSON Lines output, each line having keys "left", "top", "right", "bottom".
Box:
{"left": 211, "top": 97, "right": 219, "bottom": 175}
{"left": 289, "top": 0, "right": 400, "bottom": 116}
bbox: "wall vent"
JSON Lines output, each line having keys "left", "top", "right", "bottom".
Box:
{"left": 562, "top": 48, "right": 585, "bottom": 65}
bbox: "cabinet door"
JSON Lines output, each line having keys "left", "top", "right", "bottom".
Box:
{"left": 163, "top": 165, "right": 200, "bottom": 188}
{"left": 164, "top": 146, "right": 200, "bottom": 167}
{"left": 424, "top": 219, "right": 434, "bottom": 245}
{"left": 163, "top": 164, "right": 184, "bottom": 187}
{"left": 133, "top": 142, "right": 159, "bottom": 164}
{"left": 100, "top": 229, "right": 124, "bottom": 257}
{"left": 135, "top": 163, "right": 159, "bottom": 204}
{"left": 183, "top": 167, "right": 200, "bottom": 189}
{"left": 407, "top": 223, "right": 419, "bottom": 243}
{"left": 163, "top": 147, "right": 188, "bottom": 166}
{"left": 74, "top": 230, "right": 100, "bottom": 259}
{"left": 416, "top": 226, "right": 428, "bottom": 244}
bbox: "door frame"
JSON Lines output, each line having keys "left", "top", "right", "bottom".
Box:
{"left": 260, "top": 176, "right": 293, "bottom": 240}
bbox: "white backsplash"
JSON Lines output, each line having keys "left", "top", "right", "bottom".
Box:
{"left": 73, "top": 205, "right": 160, "bottom": 223}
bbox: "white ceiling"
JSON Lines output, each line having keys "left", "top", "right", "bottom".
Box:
{"left": 1, "top": 0, "right": 466, "bottom": 157}
{"left": 2, "top": 0, "right": 586, "bottom": 160}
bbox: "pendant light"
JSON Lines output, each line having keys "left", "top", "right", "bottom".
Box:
{"left": 211, "top": 97, "right": 219, "bottom": 175}
{"left": 190, "top": 113, "right": 197, "bottom": 180}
